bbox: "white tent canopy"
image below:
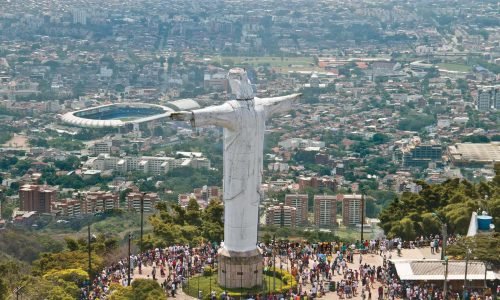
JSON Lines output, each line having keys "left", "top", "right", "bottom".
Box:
{"left": 390, "top": 259, "right": 497, "bottom": 281}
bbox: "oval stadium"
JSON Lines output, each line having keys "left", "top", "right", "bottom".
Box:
{"left": 60, "top": 103, "right": 174, "bottom": 128}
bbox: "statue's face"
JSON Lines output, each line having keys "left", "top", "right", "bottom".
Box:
{"left": 228, "top": 68, "right": 254, "bottom": 100}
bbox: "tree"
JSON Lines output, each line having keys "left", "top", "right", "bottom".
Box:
{"left": 445, "top": 78, "right": 453, "bottom": 89}
{"left": 64, "top": 238, "right": 80, "bottom": 251}
{"left": 152, "top": 126, "right": 164, "bottom": 137}
{"left": 150, "top": 198, "right": 224, "bottom": 246}
{"left": 398, "top": 113, "right": 435, "bottom": 131}
{"left": 42, "top": 268, "right": 88, "bottom": 298}
{"left": 167, "top": 57, "right": 175, "bottom": 73}
{"left": 420, "top": 213, "right": 441, "bottom": 235}
{"left": 391, "top": 217, "right": 416, "bottom": 240}
{"left": 34, "top": 251, "right": 103, "bottom": 279}
{"left": 0, "top": 279, "right": 7, "bottom": 300}
{"left": 110, "top": 279, "right": 164, "bottom": 300}
{"left": 185, "top": 198, "right": 202, "bottom": 227}
{"left": 460, "top": 135, "right": 490, "bottom": 143}
{"left": 202, "top": 199, "right": 224, "bottom": 242}
{"left": 72, "top": 81, "right": 85, "bottom": 98}
{"left": 447, "top": 234, "right": 500, "bottom": 264}
{"left": 379, "top": 174, "right": 499, "bottom": 237}
{"left": 115, "top": 84, "right": 125, "bottom": 93}
{"left": 54, "top": 156, "right": 81, "bottom": 171}
{"left": 372, "top": 133, "right": 390, "bottom": 145}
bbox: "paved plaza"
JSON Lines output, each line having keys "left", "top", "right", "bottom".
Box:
{"left": 129, "top": 245, "right": 446, "bottom": 299}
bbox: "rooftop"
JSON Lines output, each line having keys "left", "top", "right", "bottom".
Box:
{"left": 391, "top": 259, "right": 497, "bottom": 281}
{"left": 448, "top": 142, "right": 500, "bottom": 163}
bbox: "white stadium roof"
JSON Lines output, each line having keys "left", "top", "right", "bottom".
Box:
{"left": 60, "top": 103, "right": 174, "bottom": 128}
{"left": 166, "top": 99, "right": 201, "bottom": 111}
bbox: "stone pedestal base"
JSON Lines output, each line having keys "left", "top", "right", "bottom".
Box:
{"left": 218, "top": 248, "right": 263, "bottom": 289}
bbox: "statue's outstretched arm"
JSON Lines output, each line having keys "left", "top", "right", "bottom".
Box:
{"left": 259, "top": 93, "right": 302, "bottom": 119}
{"left": 170, "top": 111, "right": 193, "bottom": 122}
{"left": 169, "top": 103, "right": 236, "bottom": 130}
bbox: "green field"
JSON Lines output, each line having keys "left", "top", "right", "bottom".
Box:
{"left": 213, "top": 56, "right": 319, "bottom": 73}
{"left": 117, "top": 117, "right": 141, "bottom": 121}
{"left": 40, "top": 212, "right": 153, "bottom": 241}
{"left": 184, "top": 272, "right": 287, "bottom": 299}
{"left": 437, "top": 63, "right": 471, "bottom": 72}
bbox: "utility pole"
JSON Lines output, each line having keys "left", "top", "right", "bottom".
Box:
{"left": 464, "top": 248, "right": 471, "bottom": 300}
{"left": 360, "top": 192, "right": 365, "bottom": 243}
{"left": 273, "top": 235, "right": 276, "bottom": 291}
{"left": 88, "top": 219, "right": 92, "bottom": 289}
{"left": 197, "top": 276, "right": 200, "bottom": 300}
{"left": 14, "top": 286, "right": 24, "bottom": 300}
{"left": 432, "top": 212, "right": 447, "bottom": 261}
{"left": 0, "top": 191, "right": 4, "bottom": 220}
{"left": 443, "top": 257, "right": 449, "bottom": 300}
{"left": 442, "top": 223, "right": 447, "bottom": 261}
{"left": 224, "top": 259, "right": 227, "bottom": 294}
{"left": 140, "top": 192, "right": 145, "bottom": 253}
{"left": 128, "top": 233, "right": 132, "bottom": 286}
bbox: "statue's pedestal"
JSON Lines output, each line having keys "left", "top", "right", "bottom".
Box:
{"left": 218, "top": 248, "right": 263, "bottom": 289}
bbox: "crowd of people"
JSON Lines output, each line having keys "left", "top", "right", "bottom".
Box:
{"left": 82, "top": 235, "right": 492, "bottom": 300}
{"left": 82, "top": 243, "right": 218, "bottom": 299}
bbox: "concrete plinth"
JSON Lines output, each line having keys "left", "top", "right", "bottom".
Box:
{"left": 218, "top": 248, "right": 263, "bottom": 289}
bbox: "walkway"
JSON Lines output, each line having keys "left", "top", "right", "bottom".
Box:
{"left": 129, "top": 246, "right": 444, "bottom": 299}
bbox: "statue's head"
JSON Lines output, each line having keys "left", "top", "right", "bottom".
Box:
{"left": 228, "top": 68, "right": 254, "bottom": 100}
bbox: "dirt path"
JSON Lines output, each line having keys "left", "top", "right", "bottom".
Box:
{"left": 2, "top": 133, "right": 29, "bottom": 149}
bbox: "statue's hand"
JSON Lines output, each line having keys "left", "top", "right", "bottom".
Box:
{"left": 169, "top": 111, "right": 192, "bottom": 121}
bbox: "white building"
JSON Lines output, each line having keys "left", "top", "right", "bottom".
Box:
{"left": 476, "top": 86, "right": 499, "bottom": 111}
{"left": 72, "top": 8, "right": 87, "bottom": 25}
{"left": 84, "top": 153, "right": 210, "bottom": 175}
{"left": 90, "top": 140, "right": 113, "bottom": 155}
{"left": 267, "top": 162, "right": 289, "bottom": 172}
{"left": 278, "top": 138, "right": 325, "bottom": 150}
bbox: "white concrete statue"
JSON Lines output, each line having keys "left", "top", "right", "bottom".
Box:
{"left": 171, "top": 68, "right": 301, "bottom": 252}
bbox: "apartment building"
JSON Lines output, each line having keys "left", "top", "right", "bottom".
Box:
{"left": 338, "top": 194, "right": 364, "bottom": 226}
{"left": 284, "top": 194, "right": 309, "bottom": 226}
{"left": 85, "top": 153, "right": 210, "bottom": 175}
{"left": 265, "top": 203, "right": 297, "bottom": 227}
{"left": 127, "top": 192, "right": 160, "bottom": 212}
{"left": 57, "top": 191, "right": 119, "bottom": 217}
{"left": 19, "top": 184, "right": 57, "bottom": 213}
{"left": 313, "top": 195, "right": 337, "bottom": 228}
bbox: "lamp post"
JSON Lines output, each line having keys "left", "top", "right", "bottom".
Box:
{"left": 140, "top": 192, "right": 145, "bottom": 253}
{"left": 88, "top": 218, "right": 92, "bottom": 289}
{"left": 432, "top": 212, "right": 447, "bottom": 260}
{"left": 273, "top": 236, "right": 276, "bottom": 291}
{"left": 224, "top": 258, "right": 227, "bottom": 294}
{"left": 128, "top": 233, "right": 132, "bottom": 286}
{"left": 197, "top": 276, "right": 201, "bottom": 300}
{"left": 360, "top": 192, "right": 365, "bottom": 243}
{"left": 443, "top": 256, "right": 449, "bottom": 300}
{"left": 464, "top": 247, "right": 471, "bottom": 300}
{"left": 0, "top": 191, "right": 4, "bottom": 220}
{"left": 14, "top": 285, "right": 25, "bottom": 300}
{"left": 483, "top": 262, "right": 490, "bottom": 290}
{"left": 240, "top": 264, "right": 243, "bottom": 298}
